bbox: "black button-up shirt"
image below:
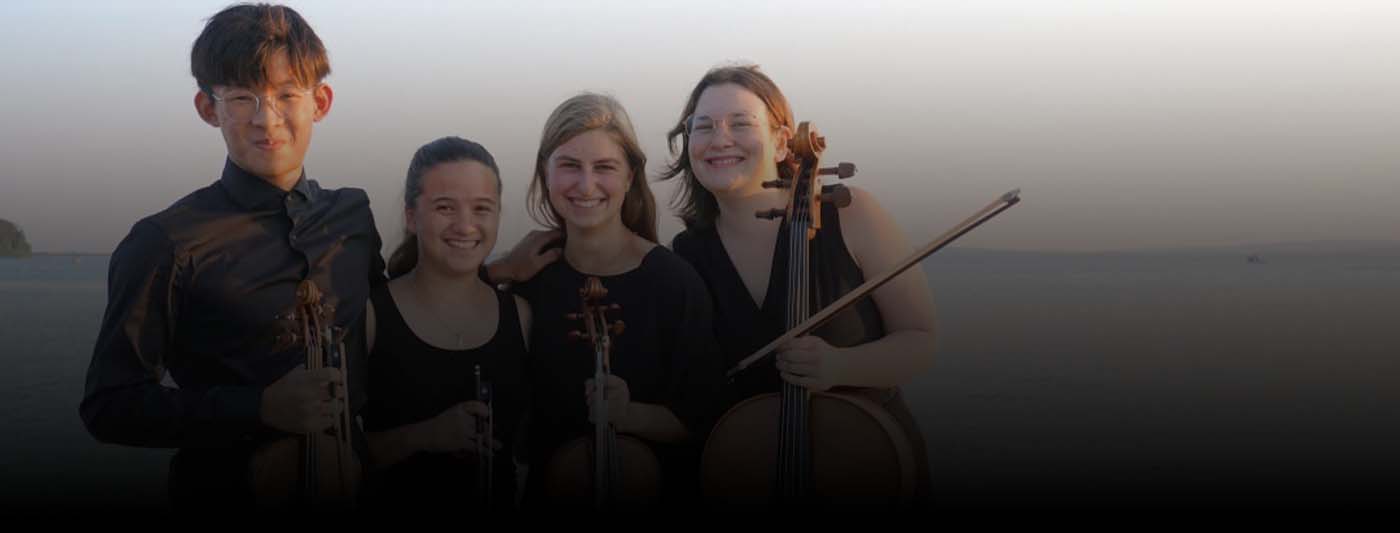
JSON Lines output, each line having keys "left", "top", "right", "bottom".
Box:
{"left": 80, "top": 159, "right": 385, "bottom": 501}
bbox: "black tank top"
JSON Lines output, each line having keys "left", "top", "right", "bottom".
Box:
{"left": 362, "top": 283, "right": 529, "bottom": 508}
{"left": 672, "top": 201, "right": 886, "bottom": 398}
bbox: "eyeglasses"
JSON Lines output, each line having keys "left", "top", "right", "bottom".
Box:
{"left": 210, "top": 85, "right": 318, "bottom": 121}
{"left": 686, "top": 113, "right": 770, "bottom": 142}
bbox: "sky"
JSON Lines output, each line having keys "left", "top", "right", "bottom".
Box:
{"left": 1, "top": 0, "right": 1397, "bottom": 253}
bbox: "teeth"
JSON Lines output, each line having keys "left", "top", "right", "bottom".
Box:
{"left": 570, "top": 198, "right": 604, "bottom": 208}
{"left": 445, "top": 239, "right": 479, "bottom": 249}
{"left": 708, "top": 157, "right": 743, "bottom": 167}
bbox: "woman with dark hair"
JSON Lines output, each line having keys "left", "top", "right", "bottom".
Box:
{"left": 662, "top": 65, "right": 937, "bottom": 500}
{"left": 514, "top": 93, "right": 730, "bottom": 505}
{"left": 361, "top": 136, "right": 530, "bottom": 508}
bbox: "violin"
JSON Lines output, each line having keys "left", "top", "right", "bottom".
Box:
{"left": 249, "top": 279, "right": 362, "bottom": 508}
{"left": 540, "top": 277, "right": 661, "bottom": 507}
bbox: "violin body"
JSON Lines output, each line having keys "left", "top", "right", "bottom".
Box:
{"left": 249, "top": 430, "right": 362, "bottom": 508}
{"left": 541, "top": 434, "right": 662, "bottom": 505}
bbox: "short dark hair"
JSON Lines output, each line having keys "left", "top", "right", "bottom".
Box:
{"left": 190, "top": 3, "right": 330, "bottom": 94}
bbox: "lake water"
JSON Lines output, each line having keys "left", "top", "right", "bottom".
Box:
{"left": 3, "top": 246, "right": 1397, "bottom": 509}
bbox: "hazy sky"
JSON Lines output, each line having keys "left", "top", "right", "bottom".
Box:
{"left": 1, "top": 0, "right": 1396, "bottom": 253}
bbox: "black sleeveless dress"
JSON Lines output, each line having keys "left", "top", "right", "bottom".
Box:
{"left": 671, "top": 201, "right": 932, "bottom": 499}
{"left": 362, "top": 283, "right": 529, "bottom": 508}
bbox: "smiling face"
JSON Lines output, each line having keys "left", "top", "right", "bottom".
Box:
{"left": 686, "top": 83, "right": 789, "bottom": 199}
{"left": 195, "top": 51, "right": 332, "bottom": 189}
{"left": 406, "top": 159, "right": 500, "bottom": 275}
{"left": 544, "top": 129, "right": 633, "bottom": 234}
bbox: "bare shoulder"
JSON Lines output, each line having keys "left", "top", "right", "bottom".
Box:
{"left": 365, "top": 297, "right": 378, "bottom": 353}
{"left": 840, "top": 185, "right": 896, "bottom": 230}
{"left": 837, "top": 185, "right": 908, "bottom": 270}
{"left": 513, "top": 294, "right": 532, "bottom": 351}
{"left": 513, "top": 294, "right": 531, "bottom": 328}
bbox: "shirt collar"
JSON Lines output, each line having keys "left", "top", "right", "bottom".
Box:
{"left": 219, "top": 158, "right": 318, "bottom": 210}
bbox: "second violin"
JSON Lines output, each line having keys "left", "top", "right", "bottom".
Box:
{"left": 540, "top": 277, "right": 662, "bottom": 507}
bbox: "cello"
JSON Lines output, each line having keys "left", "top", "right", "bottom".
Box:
{"left": 250, "top": 279, "right": 362, "bottom": 508}
{"left": 699, "top": 122, "right": 917, "bottom": 504}
{"left": 700, "top": 122, "right": 1023, "bottom": 504}
{"left": 541, "top": 277, "right": 662, "bottom": 507}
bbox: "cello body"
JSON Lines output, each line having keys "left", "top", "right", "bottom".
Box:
{"left": 701, "top": 390, "right": 915, "bottom": 504}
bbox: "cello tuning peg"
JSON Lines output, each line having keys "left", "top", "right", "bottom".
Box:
{"left": 755, "top": 208, "right": 785, "bottom": 220}
{"left": 761, "top": 179, "right": 791, "bottom": 189}
{"left": 820, "top": 184, "right": 852, "bottom": 208}
{"left": 818, "top": 162, "right": 857, "bottom": 179}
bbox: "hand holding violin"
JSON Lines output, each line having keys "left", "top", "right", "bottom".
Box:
{"left": 260, "top": 366, "right": 346, "bottom": 434}
{"left": 584, "top": 375, "right": 632, "bottom": 431}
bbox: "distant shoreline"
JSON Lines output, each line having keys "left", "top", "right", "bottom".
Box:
{"left": 12, "top": 240, "right": 1400, "bottom": 259}
{"left": 29, "top": 252, "right": 110, "bottom": 257}
{"left": 951, "top": 240, "right": 1400, "bottom": 255}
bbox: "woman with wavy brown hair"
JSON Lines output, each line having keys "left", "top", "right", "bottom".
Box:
{"left": 663, "top": 65, "right": 937, "bottom": 501}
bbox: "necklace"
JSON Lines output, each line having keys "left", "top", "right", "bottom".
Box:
{"left": 411, "top": 273, "right": 474, "bottom": 349}
{"left": 423, "top": 297, "right": 469, "bottom": 348}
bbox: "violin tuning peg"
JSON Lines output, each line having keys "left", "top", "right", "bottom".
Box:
{"left": 820, "top": 184, "right": 852, "bottom": 208}
{"left": 756, "top": 208, "right": 785, "bottom": 220}
{"left": 611, "top": 321, "right": 626, "bottom": 336}
{"left": 568, "top": 331, "right": 585, "bottom": 341}
{"left": 276, "top": 333, "right": 300, "bottom": 349}
{"left": 565, "top": 312, "right": 582, "bottom": 321}
{"left": 761, "top": 179, "right": 790, "bottom": 189}
{"left": 818, "top": 162, "right": 857, "bottom": 179}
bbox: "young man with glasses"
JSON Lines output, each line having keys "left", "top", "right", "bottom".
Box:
{"left": 80, "top": 4, "right": 384, "bottom": 509}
